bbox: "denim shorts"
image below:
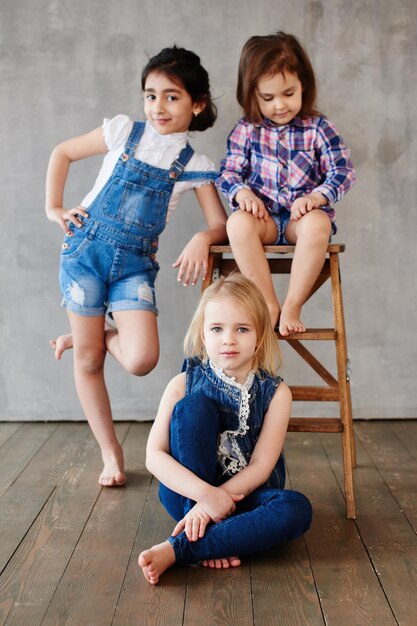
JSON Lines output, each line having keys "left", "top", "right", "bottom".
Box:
{"left": 59, "top": 220, "right": 159, "bottom": 317}
{"left": 271, "top": 209, "right": 337, "bottom": 245}
{"left": 271, "top": 210, "right": 292, "bottom": 245}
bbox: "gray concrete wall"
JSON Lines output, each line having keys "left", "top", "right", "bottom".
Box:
{"left": 1, "top": 0, "right": 416, "bottom": 420}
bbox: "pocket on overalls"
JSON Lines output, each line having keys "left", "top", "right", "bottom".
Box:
{"left": 101, "top": 177, "right": 167, "bottom": 230}
{"left": 60, "top": 225, "right": 94, "bottom": 259}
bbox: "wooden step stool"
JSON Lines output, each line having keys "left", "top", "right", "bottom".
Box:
{"left": 202, "top": 244, "right": 356, "bottom": 519}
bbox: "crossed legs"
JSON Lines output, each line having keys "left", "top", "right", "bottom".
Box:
{"left": 139, "top": 394, "right": 312, "bottom": 584}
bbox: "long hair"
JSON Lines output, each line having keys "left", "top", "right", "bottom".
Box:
{"left": 237, "top": 31, "right": 320, "bottom": 124}
{"left": 184, "top": 273, "right": 281, "bottom": 376}
{"left": 141, "top": 45, "right": 217, "bottom": 131}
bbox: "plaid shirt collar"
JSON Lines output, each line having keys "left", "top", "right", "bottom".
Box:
{"left": 254, "top": 116, "right": 307, "bottom": 130}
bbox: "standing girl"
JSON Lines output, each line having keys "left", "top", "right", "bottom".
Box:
{"left": 216, "top": 31, "right": 356, "bottom": 335}
{"left": 45, "top": 46, "right": 227, "bottom": 487}
{"left": 139, "top": 274, "right": 312, "bottom": 585}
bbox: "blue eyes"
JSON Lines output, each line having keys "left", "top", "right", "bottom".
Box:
{"left": 210, "top": 327, "right": 249, "bottom": 333}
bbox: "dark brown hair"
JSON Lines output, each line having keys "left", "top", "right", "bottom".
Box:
{"left": 141, "top": 46, "right": 217, "bottom": 131}
{"left": 237, "top": 31, "right": 320, "bottom": 124}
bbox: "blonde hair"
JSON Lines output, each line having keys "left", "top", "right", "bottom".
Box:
{"left": 184, "top": 273, "right": 281, "bottom": 376}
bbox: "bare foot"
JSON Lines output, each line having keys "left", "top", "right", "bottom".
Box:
{"left": 49, "top": 321, "right": 115, "bottom": 360}
{"left": 279, "top": 303, "right": 305, "bottom": 336}
{"left": 49, "top": 334, "right": 73, "bottom": 360}
{"left": 201, "top": 556, "right": 241, "bottom": 569}
{"left": 99, "top": 447, "right": 126, "bottom": 487}
{"left": 138, "top": 541, "right": 176, "bottom": 585}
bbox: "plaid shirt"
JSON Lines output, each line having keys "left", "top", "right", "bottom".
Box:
{"left": 216, "top": 116, "right": 356, "bottom": 222}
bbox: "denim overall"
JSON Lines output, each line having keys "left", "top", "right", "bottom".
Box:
{"left": 159, "top": 358, "right": 312, "bottom": 565}
{"left": 59, "top": 121, "right": 217, "bottom": 317}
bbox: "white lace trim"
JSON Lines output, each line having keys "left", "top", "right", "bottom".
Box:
{"left": 209, "top": 360, "right": 254, "bottom": 475}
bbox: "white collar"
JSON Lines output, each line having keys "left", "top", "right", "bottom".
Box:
{"left": 145, "top": 120, "right": 188, "bottom": 147}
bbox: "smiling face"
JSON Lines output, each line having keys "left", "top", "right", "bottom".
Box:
{"left": 202, "top": 296, "right": 258, "bottom": 383}
{"left": 143, "top": 71, "right": 203, "bottom": 135}
{"left": 255, "top": 71, "right": 303, "bottom": 126}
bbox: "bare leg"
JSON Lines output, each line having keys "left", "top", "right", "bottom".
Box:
{"left": 106, "top": 310, "right": 159, "bottom": 375}
{"left": 68, "top": 310, "right": 159, "bottom": 485}
{"left": 49, "top": 318, "right": 114, "bottom": 360}
{"left": 68, "top": 312, "right": 126, "bottom": 487}
{"left": 227, "top": 211, "right": 279, "bottom": 327}
{"left": 138, "top": 541, "right": 176, "bottom": 585}
{"left": 280, "top": 210, "right": 331, "bottom": 336}
{"left": 50, "top": 310, "right": 159, "bottom": 372}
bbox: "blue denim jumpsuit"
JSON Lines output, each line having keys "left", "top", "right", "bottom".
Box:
{"left": 59, "top": 122, "right": 217, "bottom": 317}
{"left": 159, "top": 358, "right": 312, "bottom": 565}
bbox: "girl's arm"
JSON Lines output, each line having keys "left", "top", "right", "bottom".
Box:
{"left": 216, "top": 121, "right": 251, "bottom": 205}
{"left": 172, "top": 183, "right": 228, "bottom": 286}
{"left": 290, "top": 119, "right": 356, "bottom": 220}
{"left": 146, "top": 373, "right": 241, "bottom": 539}
{"left": 221, "top": 381, "right": 292, "bottom": 497}
{"left": 216, "top": 121, "right": 268, "bottom": 221}
{"left": 45, "top": 127, "right": 108, "bottom": 234}
{"left": 313, "top": 118, "right": 357, "bottom": 206}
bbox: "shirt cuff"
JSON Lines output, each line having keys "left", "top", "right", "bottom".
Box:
{"left": 314, "top": 184, "right": 337, "bottom": 208}
{"left": 228, "top": 183, "right": 250, "bottom": 208}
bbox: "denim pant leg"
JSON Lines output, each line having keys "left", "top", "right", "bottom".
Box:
{"left": 159, "top": 393, "right": 220, "bottom": 522}
{"left": 168, "top": 487, "right": 312, "bottom": 565}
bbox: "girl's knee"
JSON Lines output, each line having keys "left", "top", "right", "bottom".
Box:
{"left": 280, "top": 490, "right": 313, "bottom": 535}
{"left": 261, "top": 488, "right": 312, "bottom": 537}
{"left": 298, "top": 209, "right": 332, "bottom": 240}
{"left": 174, "top": 392, "right": 218, "bottom": 415}
{"left": 74, "top": 346, "right": 106, "bottom": 374}
{"left": 226, "top": 210, "right": 258, "bottom": 240}
{"left": 124, "top": 352, "right": 158, "bottom": 376}
{"left": 172, "top": 393, "right": 219, "bottom": 427}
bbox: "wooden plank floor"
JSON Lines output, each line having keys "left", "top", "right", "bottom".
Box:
{"left": 0, "top": 420, "right": 416, "bottom": 625}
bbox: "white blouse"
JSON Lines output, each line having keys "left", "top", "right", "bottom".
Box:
{"left": 81, "top": 115, "right": 217, "bottom": 223}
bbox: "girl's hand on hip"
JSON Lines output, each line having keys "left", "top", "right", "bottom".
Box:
{"left": 235, "top": 189, "right": 269, "bottom": 221}
{"left": 46, "top": 205, "right": 89, "bottom": 235}
{"left": 173, "top": 232, "right": 210, "bottom": 286}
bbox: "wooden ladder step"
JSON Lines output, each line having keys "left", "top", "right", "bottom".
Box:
{"left": 209, "top": 244, "right": 346, "bottom": 254}
{"left": 288, "top": 418, "right": 343, "bottom": 433}
{"left": 276, "top": 328, "right": 337, "bottom": 340}
{"left": 290, "top": 386, "right": 339, "bottom": 401}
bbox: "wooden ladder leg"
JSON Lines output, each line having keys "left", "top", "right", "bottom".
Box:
{"left": 330, "top": 253, "right": 356, "bottom": 468}
{"left": 330, "top": 252, "right": 356, "bottom": 519}
{"left": 202, "top": 252, "right": 222, "bottom": 291}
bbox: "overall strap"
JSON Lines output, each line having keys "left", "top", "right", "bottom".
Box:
{"left": 121, "top": 121, "right": 146, "bottom": 160}
{"left": 169, "top": 143, "right": 195, "bottom": 181}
